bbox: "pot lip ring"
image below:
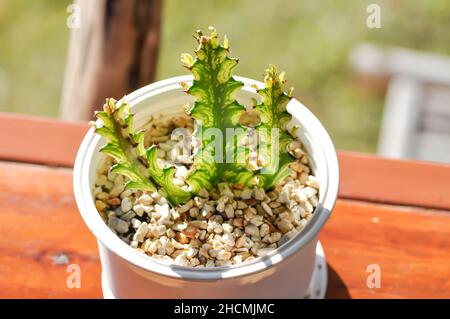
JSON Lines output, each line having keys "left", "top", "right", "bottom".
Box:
{"left": 73, "top": 75, "right": 339, "bottom": 281}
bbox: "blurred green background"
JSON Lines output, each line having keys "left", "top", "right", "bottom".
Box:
{"left": 0, "top": 0, "right": 449, "bottom": 152}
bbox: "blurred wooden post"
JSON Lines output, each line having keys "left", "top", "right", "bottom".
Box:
{"left": 60, "top": 0, "right": 162, "bottom": 121}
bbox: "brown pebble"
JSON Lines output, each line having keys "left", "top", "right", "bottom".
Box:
{"left": 232, "top": 217, "right": 244, "bottom": 228}
{"left": 264, "top": 219, "right": 278, "bottom": 233}
{"left": 244, "top": 198, "right": 259, "bottom": 206}
{"left": 255, "top": 204, "right": 265, "bottom": 216}
{"left": 95, "top": 200, "right": 107, "bottom": 212}
{"left": 176, "top": 232, "right": 190, "bottom": 244}
{"left": 106, "top": 198, "right": 121, "bottom": 206}
{"left": 182, "top": 226, "right": 199, "bottom": 239}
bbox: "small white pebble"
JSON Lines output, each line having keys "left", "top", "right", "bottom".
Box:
{"left": 177, "top": 200, "right": 193, "bottom": 213}
{"left": 252, "top": 188, "right": 265, "bottom": 201}
{"left": 175, "top": 165, "right": 188, "bottom": 179}
{"left": 133, "top": 232, "right": 145, "bottom": 243}
{"left": 216, "top": 250, "right": 232, "bottom": 261}
{"left": 303, "top": 186, "right": 317, "bottom": 198}
{"left": 259, "top": 224, "right": 270, "bottom": 237}
{"left": 131, "top": 218, "right": 142, "bottom": 229}
{"left": 306, "top": 175, "right": 320, "bottom": 189}
{"left": 224, "top": 204, "right": 235, "bottom": 218}
{"left": 136, "top": 222, "right": 149, "bottom": 237}
{"left": 150, "top": 225, "right": 167, "bottom": 238}
{"left": 216, "top": 196, "right": 228, "bottom": 212}
{"left": 277, "top": 219, "right": 293, "bottom": 233}
{"left": 138, "top": 194, "right": 153, "bottom": 205}
{"left": 257, "top": 248, "right": 275, "bottom": 256}
{"left": 237, "top": 201, "right": 248, "bottom": 209}
{"left": 133, "top": 204, "right": 145, "bottom": 217}
{"left": 221, "top": 232, "right": 235, "bottom": 247}
{"left": 121, "top": 197, "right": 133, "bottom": 213}
{"left": 120, "top": 189, "right": 132, "bottom": 199}
{"left": 261, "top": 202, "right": 273, "bottom": 216}
{"left": 245, "top": 224, "right": 259, "bottom": 237}
{"left": 130, "top": 240, "right": 139, "bottom": 248}
{"left": 250, "top": 215, "right": 264, "bottom": 227}
{"left": 240, "top": 188, "right": 252, "bottom": 199}
{"left": 109, "top": 185, "right": 124, "bottom": 197}
{"left": 222, "top": 223, "right": 233, "bottom": 233}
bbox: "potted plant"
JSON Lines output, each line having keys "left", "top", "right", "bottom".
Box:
{"left": 74, "top": 27, "right": 339, "bottom": 298}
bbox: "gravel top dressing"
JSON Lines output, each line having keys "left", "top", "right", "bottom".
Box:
{"left": 90, "top": 27, "right": 320, "bottom": 268}
{"left": 93, "top": 114, "right": 319, "bottom": 267}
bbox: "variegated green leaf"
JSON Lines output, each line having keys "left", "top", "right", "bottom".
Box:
{"left": 254, "top": 65, "right": 295, "bottom": 189}
{"left": 183, "top": 27, "right": 255, "bottom": 192}
{"left": 92, "top": 98, "right": 157, "bottom": 193}
{"left": 146, "top": 145, "right": 192, "bottom": 206}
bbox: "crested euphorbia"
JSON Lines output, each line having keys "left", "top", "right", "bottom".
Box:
{"left": 92, "top": 27, "right": 295, "bottom": 207}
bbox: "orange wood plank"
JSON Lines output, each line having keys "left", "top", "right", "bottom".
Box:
{"left": 321, "top": 200, "right": 450, "bottom": 299}
{"left": 0, "top": 113, "right": 449, "bottom": 210}
{"left": 0, "top": 161, "right": 101, "bottom": 298}
{"left": 0, "top": 161, "right": 449, "bottom": 298}
{"left": 338, "top": 152, "right": 450, "bottom": 210}
{"left": 0, "top": 112, "right": 88, "bottom": 167}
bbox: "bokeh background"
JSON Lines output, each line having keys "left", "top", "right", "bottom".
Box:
{"left": 0, "top": 0, "right": 449, "bottom": 152}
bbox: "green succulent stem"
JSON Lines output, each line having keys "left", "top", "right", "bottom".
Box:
{"left": 254, "top": 65, "right": 295, "bottom": 188}
{"left": 146, "top": 145, "right": 192, "bottom": 206}
{"left": 183, "top": 27, "right": 255, "bottom": 192}
{"left": 92, "top": 98, "right": 157, "bottom": 193}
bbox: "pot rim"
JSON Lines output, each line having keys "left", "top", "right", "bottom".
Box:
{"left": 73, "top": 75, "right": 339, "bottom": 281}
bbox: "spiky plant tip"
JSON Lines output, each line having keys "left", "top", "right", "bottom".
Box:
{"left": 102, "top": 97, "right": 118, "bottom": 114}
{"left": 287, "top": 87, "right": 294, "bottom": 98}
{"left": 223, "top": 34, "right": 229, "bottom": 50}
{"left": 180, "top": 81, "right": 190, "bottom": 92}
{"left": 263, "top": 65, "right": 288, "bottom": 88}
{"left": 180, "top": 53, "right": 195, "bottom": 69}
{"left": 193, "top": 26, "right": 230, "bottom": 53}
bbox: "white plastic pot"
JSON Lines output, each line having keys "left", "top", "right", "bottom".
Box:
{"left": 73, "top": 75, "right": 339, "bottom": 298}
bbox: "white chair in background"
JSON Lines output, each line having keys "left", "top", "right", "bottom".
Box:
{"left": 350, "top": 43, "right": 450, "bottom": 164}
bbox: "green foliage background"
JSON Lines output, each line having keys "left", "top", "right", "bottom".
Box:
{"left": 0, "top": 0, "right": 449, "bottom": 152}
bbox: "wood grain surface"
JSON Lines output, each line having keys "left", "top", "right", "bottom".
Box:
{"left": 322, "top": 200, "right": 450, "bottom": 298}
{"left": 0, "top": 113, "right": 88, "bottom": 167}
{"left": 0, "top": 161, "right": 448, "bottom": 298}
{"left": 0, "top": 162, "right": 101, "bottom": 298}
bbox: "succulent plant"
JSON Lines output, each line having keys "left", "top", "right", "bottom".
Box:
{"left": 91, "top": 98, "right": 192, "bottom": 206}
{"left": 181, "top": 27, "right": 256, "bottom": 193}
{"left": 91, "top": 98, "right": 157, "bottom": 193}
{"left": 253, "top": 65, "right": 295, "bottom": 189}
{"left": 92, "top": 27, "right": 295, "bottom": 207}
